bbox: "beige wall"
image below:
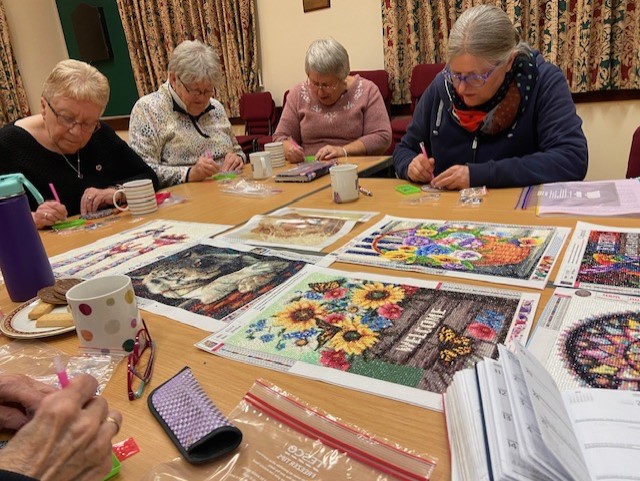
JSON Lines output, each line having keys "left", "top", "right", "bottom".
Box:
{"left": 5, "top": 0, "right": 638, "bottom": 181}
{"left": 4, "top": 0, "right": 68, "bottom": 114}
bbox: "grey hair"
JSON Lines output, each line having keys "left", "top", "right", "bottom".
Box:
{"left": 168, "top": 40, "right": 221, "bottom": 85}
{"left": 42, "top": 59, "right": 110, "bottom": 111}
{"left": 304, "top": 38, "right": 350, "bottom": 79}
{"left": 447, "top": 5, "right": 531, "bottom": 66}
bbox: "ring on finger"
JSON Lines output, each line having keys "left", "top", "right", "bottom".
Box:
{"left": 104, "top": 416, "right": 121, "bottom": 433}
{"left": 44, "top": 212, "right": 49, "bottom": 220}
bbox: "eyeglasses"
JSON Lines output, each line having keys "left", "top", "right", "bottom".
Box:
{"left": 178, "top": 77, "right": 214, "bottom": 97}
{"left": 127, "top": 318, "right": 155, "bottom": 401}
{"left": 45, "top": 98, "right": 101, "bottom": 133}
{"left": 307, "top": 77, "right": 340, "bottom": 92}
{"left": 443, "top": 64, "right": 500, "bottom": 88}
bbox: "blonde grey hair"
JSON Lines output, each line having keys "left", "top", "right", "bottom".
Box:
{"left": 42, "top": 59, "right": 110, "bottom": 110}
{"left": 168, "top": 40, "right": 221, "bottom": 85}
{"left": 447, "top": 5, "right": 530, "bottom": 66}
{"left": 304, "top": 38, "right": 350, "bottom": 79}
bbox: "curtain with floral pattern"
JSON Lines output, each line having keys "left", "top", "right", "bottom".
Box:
{"left": 115, "top": 0, "right": 258, "bottom": 117}
{"left": 0, "top": 0, "right": 30, "bottom": 126}
{"left": 382, "top": 0, "right": 640, "bottom": 104}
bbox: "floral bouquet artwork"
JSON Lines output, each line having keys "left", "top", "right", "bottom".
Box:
{"left": 334, "top": 216, "right": 569, "bottom": 289}
{"left": 203, "top": 267, "right": 538, "bottom": 409}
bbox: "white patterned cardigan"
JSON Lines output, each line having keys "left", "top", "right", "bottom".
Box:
{"left": 129, "top": 82, "right": 245, "bottom": 187}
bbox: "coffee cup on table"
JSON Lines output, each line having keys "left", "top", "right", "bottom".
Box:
{"left": 249, "top": 151, "right": 273, "bottom": 180}
{"left": 112, "top": 179, "right": 157, "bottom": 216}
{"left": 66, "top": 274, "right": 141, "bottom": 354}
{"left": 330, "top": 164, "right": 359, "bottom": 203}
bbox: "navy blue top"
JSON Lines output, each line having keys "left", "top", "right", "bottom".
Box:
{"left": 393, "top": 52, "right": 588, "bottom": 188}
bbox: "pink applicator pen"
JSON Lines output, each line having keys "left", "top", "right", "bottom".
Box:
{"left": 53, "top": 355, "right": 69, "bottom": 388}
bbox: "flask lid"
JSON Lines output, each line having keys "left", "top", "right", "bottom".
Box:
{"left": 0, "top": 173, "right": 44, "bottom": 204}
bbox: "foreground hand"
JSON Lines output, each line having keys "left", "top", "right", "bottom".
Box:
{"left": 81, "top": 187, "right": 117, "bottom": 215}
{"left": 33, "top": 201, "right": 68, "bottom": 229}
{"left": 188, "top": 156, "right": 220, "bottom": 182}
{"left": 220, "top": 152, "right": 244, "bottom": 173}
{"left": 0, "top": 374, "right": 57, "bottom": 430}
{"left": 0, "top": 375, "right": 122, "bottom": 481}
{"left": 315, "top": 145, "right": 343, "bottom": 161}
{"left": 407, "top": 153, "right": 435, "bottom": 183}
{"left": 431, "top": 165, "right": 470, "bottom": 190}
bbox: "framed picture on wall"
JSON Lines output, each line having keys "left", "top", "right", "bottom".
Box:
{"left": 303, "top": 0, "right": 330, "bottom": 13}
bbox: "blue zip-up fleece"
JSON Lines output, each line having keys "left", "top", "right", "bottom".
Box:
{"left": 393, "top": 53, "right": 588, "bottom": 188}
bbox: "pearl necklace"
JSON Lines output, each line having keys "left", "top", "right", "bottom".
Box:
{"left": 59, "top": 151, "right": 83, "bottom": 179}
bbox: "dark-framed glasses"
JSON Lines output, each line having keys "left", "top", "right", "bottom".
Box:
{"left": 45, "top": 98, "right": 101, "bottom": 133}
{"left": 127, "top": 318, "right": 155, "bottom": 401}
{"left": 177, "top": 77, "right": 214, "bottom": 97}
{"left": 443, "top": 64, "right": 500, "bottom": 88}
{"left": 306, "top": 77, "right": 340, "bottom": 92}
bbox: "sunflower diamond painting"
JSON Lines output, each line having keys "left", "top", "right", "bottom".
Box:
{"left": 207, "top": 266, "right": 538, "bottom": 409}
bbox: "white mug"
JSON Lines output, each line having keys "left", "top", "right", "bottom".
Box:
{"left": 249, "top": 151, "right": 273, "bottom": 180}
{"left": 330, "top": 164, "right": 359, "bottom": 203}
{"left": 112, "top": 179, "right": 158, "bottom": 216}
{"left": 66, "top": 275, "right": 141, "bottom": 354}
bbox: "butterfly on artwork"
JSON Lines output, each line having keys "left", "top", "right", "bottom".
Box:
{"left": 308, "top": 279, "right": 344, "bottom": 293}
{"left": 437, "top": 325, "right": 473, "bottom": 365}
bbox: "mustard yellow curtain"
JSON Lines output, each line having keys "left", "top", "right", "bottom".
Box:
{"left": 0, "top": 0, "right": 30, "bottom": 126}
{"left": 115, "top": 0, "right": 258, "bottom": 117}
{"left": 382, "top": 0, "right": 640, "bottom": 104}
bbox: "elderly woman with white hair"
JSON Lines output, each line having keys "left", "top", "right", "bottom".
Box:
{"left": 0, "top": 59, "right": 158, "bottom": 229}
{"left": 273, "top": 37, "right": 391, "bottom": 163}
{"left": 394, "top": 4, "right": 588, "bottom": 190}
{"left": 129, "top": 40, "right": 245, "bottom": 187}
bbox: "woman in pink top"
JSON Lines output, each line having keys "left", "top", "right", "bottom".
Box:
{"left": 273, "top": 38, "right": 391, "bottom": 163}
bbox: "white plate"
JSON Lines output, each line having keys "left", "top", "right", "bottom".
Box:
{"left": 0, "top": 298, "right": 76, "bottom": 339}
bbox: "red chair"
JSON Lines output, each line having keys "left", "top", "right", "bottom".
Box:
{"left": 626, "top": 125, "right": 640, "bottom": 178}
{"left": 236, "top": 91, "right": 277, "bottom": 156}
{"left": 389, "top": 63, "right": 445, "bottom": 152}
{"left": 350, "top": 69, "right": 391, "bottom": 115}
{"left": 257, "top": 90, "right": 290, "bottom": 151}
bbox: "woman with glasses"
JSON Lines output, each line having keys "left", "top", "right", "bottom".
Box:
{"left": 394, "top": 5, "right": 588, "bottom": 189}
{"left": 273, "top": 38, "right": 391, "bottom": 163}
{"left": 0, "top": 59, "right": 158, "bottom": 229}
{"left": 129, "top": 40, "right": 245, "bottom": 187}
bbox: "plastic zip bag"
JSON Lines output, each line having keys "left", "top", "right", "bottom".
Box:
{"left": 141, "top": 379, "right": 437, "bottom": 480}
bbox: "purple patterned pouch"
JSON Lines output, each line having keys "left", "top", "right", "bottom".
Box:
{"left": 148, "top": 367, "right": 242, "bottom": 464}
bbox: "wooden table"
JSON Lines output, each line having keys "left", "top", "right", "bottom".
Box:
{"left": 2, "top": 175, "right": 636, "bottom": 480}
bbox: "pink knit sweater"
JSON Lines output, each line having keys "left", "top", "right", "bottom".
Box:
{"left": 273, "top": 75, "right": 391, "bottom": 155}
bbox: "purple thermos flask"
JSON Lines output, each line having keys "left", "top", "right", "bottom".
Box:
{"left": 0, "top": 173, "right": 55, "bottom": 302}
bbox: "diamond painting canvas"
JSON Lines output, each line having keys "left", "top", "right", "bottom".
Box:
{"left": 198, "top": 265, "right": 539, "bottom": 411}
{"left": 330, "top": 216, "right": 569, "bottom": 289}
{"left": 49, "top": 220, "right": 229, "bottom": 279}
{"left": 127, "top": 241, "right": 315, "bottom": 331}
{"left": 528, "top": 287, "right": 640, "bottom": 392}
{"left": 555, "top": 221, "right": 640, "bottom": 296}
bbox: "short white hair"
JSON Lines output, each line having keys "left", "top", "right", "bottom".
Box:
{"left": 304, "top": 38, "right": 350, "bottom": 79}
{"left": 168, "top": 40, "right": 221, "bottom": 85}
{"left": 42, "top": 59, "right": 109, "bottom": 111}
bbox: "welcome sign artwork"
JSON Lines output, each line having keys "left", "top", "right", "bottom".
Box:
{"left": 198, "top": 266, "right": 538, "bottom": 411}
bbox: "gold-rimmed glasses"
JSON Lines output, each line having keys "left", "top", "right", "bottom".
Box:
{"left": 45, "top": 98, "right": 101, "bottom": 133}
{"left": 127, "top": 318, "right": 155, "bottom": 401}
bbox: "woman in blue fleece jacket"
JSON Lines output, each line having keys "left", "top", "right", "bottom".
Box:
{"left": 393, "top": 5, "right": 588, "bottom": 190}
